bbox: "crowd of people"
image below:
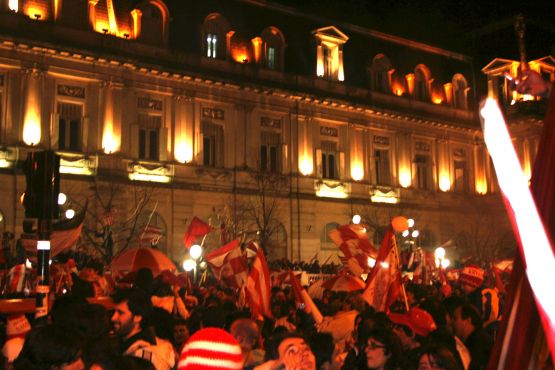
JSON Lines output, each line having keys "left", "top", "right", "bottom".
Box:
{"left": 0, "top": 256, "right": 510, "bottom": 370}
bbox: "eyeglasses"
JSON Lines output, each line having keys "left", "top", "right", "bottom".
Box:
{"left": 366, "top": 341, "right": 386, "bottom": 350}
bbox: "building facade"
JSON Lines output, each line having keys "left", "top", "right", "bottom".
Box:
{"left": 0, "top": 0, "right": 547, "bottom": 264}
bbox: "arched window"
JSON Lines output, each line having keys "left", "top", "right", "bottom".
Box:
{"left": 452, "top": 74, "right": 468, "bottom": 109}
{"left": 261, "top": 26, "right": 286, "bottom": 71}
{"left": 136, "top": 1, "right": 170, "bottom": 46}
{"left": 202, "top": 13, "right": 230, "bottom": 60}
{"left": 414, "top": 65, "right": 431, "bottom": 101}
{"left": 370, "top": 54, "right": 392, "bottom": 93}
{"left": 267, "top": 220, "right": 287, "bottom": 260}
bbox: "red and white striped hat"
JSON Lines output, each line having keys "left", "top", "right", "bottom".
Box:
{"left": 459, "top": 264, "right": 485, "bottom": 288}
{"left": 178, "top": 327, "right": 243, "bottom": 370}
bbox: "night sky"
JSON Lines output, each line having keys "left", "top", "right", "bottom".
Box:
{"left": 261, "top": 0, "right": 555, "bottom": 67}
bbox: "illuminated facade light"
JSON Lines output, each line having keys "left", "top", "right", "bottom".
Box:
{"left": 399, "top": 169, "right": 411, "bottom": 188}
{"left": 299, "top": 157, "right": 313, "bottom": 176}
{"left": 175, "top": 141, "right": 193, "bottom": 164}
{"left": 352, "top": 215, "right": 361, "bottom": 224}
{"left": 59, "top": 154, "right": 97, "bottom": 176}
{"left": 369, "top": 187, "right": 400, "bottom": 204}
{"left": 351, "top": 165, "right": 364, "bottom": 181}
{"left": 128, "top": 162, "right": 174, "bottom": 184}
{"left": 9, "top": 0, "right": 18, "bottom": 12}
{"left": 439, "top": 176, "right": 451, "bottom": 192}
{"left": 475, "top": 180, "right": 487, "bottom": 195}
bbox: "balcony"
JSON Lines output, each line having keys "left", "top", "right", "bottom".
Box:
{"left": 314, "top": 179, "right": 350, "bottom": 199}
{"left": 126, "top": 160, "right": 174, "bottom": 184}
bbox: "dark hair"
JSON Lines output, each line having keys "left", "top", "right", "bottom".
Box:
{"left": 366, "top": 329, "right": 409, "bottom": 370}
{"left": 458, "top": 303, "right": 482, "bottom": 328}
{"left": 443, "top": 296, "right": 466, "bottom": 319}
{"left": 13, "top": 324, "right": 84, "bottom": 370}
{"left": 308, "top": 332, "right": 334, "bottom": 369}
{"left": 112, "top": 287, "right": 152, "bottom": 320}
{"left": 84, "top": 259, "right": 104, "bottom": 274}
{"left": 418, "top": 344, "right": 464, "bottom": 370}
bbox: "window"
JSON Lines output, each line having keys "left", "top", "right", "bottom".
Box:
{"left": 260, "top": 131, "right": 280, "bottom": 173}
{"left": 202, "top": 122, "right": 224, "bottom": 167}
{"left": 267, "top": 47, "right": 275, "bottom": 69}
{"left": 454, "top": 160, "right": 468, "bottom": 192}
{"left": 58, "top": 102, "right": 82, "bottom": 151}
{"left": 323, "top": 46, "right": 332, "bottom": 78}
{"left": 320, "top": 141, "right": 338, "bottom": 179}
{"left": 370, "top": 54, "right": 392, "bottom": 93}
{"left": 207, "top": 33, "right": 217, "bottom": 58}
{"left": 374, "top": 149, "right": 391, "bottom": 185}
{"left": 414, "top": 154, "right": 432, "bottom": 190}
{"left": 313, "top": 26, "right": 348, "bottom": 81}
{"left": 414, "top": 65, "right": 430, "bottom": 101}
{"left": 138, "top": 114, "right": 161, "bottom": 160}
{"left": 452, "top": 74, "right": 468, "bottom": 109}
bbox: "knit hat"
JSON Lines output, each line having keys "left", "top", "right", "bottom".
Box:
{"left": 178, "top": 327, "right": 243, "bottom": 370}
{"left": 389, "top": 308, "right": 437, "bottom": 337}
{"left": 5, "top": 315, "right": 31, "bottom": 339}
{"left": 459, "top": 265, "right": 485, "bottom": 288}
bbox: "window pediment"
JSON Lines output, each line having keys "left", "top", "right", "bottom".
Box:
{"left": 312, "top": 26, "right": 349, "bottom": 44}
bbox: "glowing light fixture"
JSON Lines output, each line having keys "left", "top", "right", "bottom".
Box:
{"left": 407, "top": 219, "right": 415, "bottom": 228}
{"left": 441, "top": 259, "right": 450, "bottom": 269}
{"left": 9, "top": 0, "right": 18, "bottom": 12}
{"left": 352, "top": 215, "right": 361, "bottom": 224}
{"left": 58, "top": 193, "right": 67, "bottom": 205}
{"left": 399, "top": 170, "right": 411, "bottom": 188}
{"left": 190, "top": 244, "right": 202, "bottom": 260}
{"left": 315, "top": 181, "right": 349, "bottom": 199}
{"left": 183, "top": 259, "right": 195, "bottom": 272}
{"left": 175, "top": 141, "right": 193, "bottom": 164}
{"left": 299, "top": 158, "right": 313, "bottom": 176}
{"left": 402, "top": 230, "right": 409, "bottom": 237}
{"left": 439, "top": 176, "right": 451, "bottom": 192}
{"left": 411, "top": 230, "right": 419, "bottom": 238}
{"left": 434, "top": 247, "right": 446, "bottom": 260}
{"left": 481, "top": 98, "right": 555, "bottom": 330}
{"left": 351, "top": 165, "right": 364, "bottom": 181}
{"left": 368, "top": 257, "right": 376, "bottom": 268}
{"left": 65, "top": 209, "right": 75, "bottom": 219}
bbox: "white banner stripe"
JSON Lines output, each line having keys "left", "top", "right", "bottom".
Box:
{"left": 178, "top": 356, "right": 243, "bottom": 369}
{"left": 182, "top": 341, "right": 242, "bottom": 355}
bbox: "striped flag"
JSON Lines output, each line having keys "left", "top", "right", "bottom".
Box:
{"left": 139, "top": 225, "right": 162, "bottom": 246}
{"left": 329, "top": 224, "right": 377, "bottom": 275}
{"left": 205, "top": 240, "right": 247, "bottom": 289}
{"left": 21, "top": 223, "right": 84, "bottom": 257}
{"left": 362, "top": 226, "right": 401, "bottom": 312}
{"left": 246, "top": 243, "right": 272, "bottom": 318}
{"left": 6, "top": 264, "right": 26, "bottom": 294}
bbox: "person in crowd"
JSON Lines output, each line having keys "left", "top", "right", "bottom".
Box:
{"left": 363, "top": 329, "right": 410, "bottom": 370}
{"left": 256, "top": 333, "right": 317, "bottom": 370}
{"left": 458, "top": 265, "right": 499, "bottom": 333}
{"left": 80, "top": 259, "right": 109, "bottom": 297}
{"left": 417, "top": 344, "right": 464, "bottom": 370}
{"left": 178, "top": 327, "right": 244, "bottom": 370}
{"left": 13, "top": 324, "right": 85, "bottom": 370}
{"left": 111, "top": 287, "right": 175, "bottom": 370}
{"left": 172, "top": 318, "right": 190, "bottom": 352}
{"left": 230, "top": 318, "right": 266, "bottom": 369}
{"left": 450, "top": 303, "right": 492, "bottom": 370}
{"left": 317, "top": 292, "right": 359, "bottom": 352}
{"left": 389, "top": 308, "right": 436, "bottom": 365}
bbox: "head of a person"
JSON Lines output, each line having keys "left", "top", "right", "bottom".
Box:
{"left": 364, "top": 329, "right": 404, "bottom": 370}
{"left": 417, "top": 344, "right": 464, "bottom": 370}
{"left": 307, "top": 332, "right": 334, "bottom": 370}
{"left": 229, "top": 318, "right": 260, "bottom": 352}
{"left": 111, "top": 287, "right": 152, "bottom": 339}
{"left": 178, "top": 327, "right": 243, "bottom": 370}
{"left": 389, "top": 308, "right": 436, "bottom": 347}
{"left": 173, "top": 319, "right": 190, "bottom": 349}
{"left": 458, "top": 265, "right": 484, "bottom": 294}
{"left": 13, "top": 324, "right": 85, "bottom": 370}
{"left": 451, "top": 303, "right": 482, "bottom": 341}
{"left": 277, "top": 334, "right": 316, "bottom": 370}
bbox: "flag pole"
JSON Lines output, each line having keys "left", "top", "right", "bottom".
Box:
{"left": 139, "top": 201, "right": 158, "bottom": 246}
{"left": 392, "top": 233, "right": 410, "bottom": 312}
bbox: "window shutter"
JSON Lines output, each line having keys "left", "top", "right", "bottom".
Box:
{"left": 316, "top": 149, "right": 323, "bottom": 177}
{"left": 81, "top": 116, "right": 89, "bottom": 153}
{"left": 130, "top": 124, "right": 139, "bottom": 159}
{"left": 281, "top": 144, "right": 288, "bottom": 173}
{"left": 50, "top": 113, "right": 60, "bottom": 149}
{"left": 158, "top": 127, "right": 168, "bottom": 161}
{"left": 339, "top": 151, "right": 345, "bottom": 179}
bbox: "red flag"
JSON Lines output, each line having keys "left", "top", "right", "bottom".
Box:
{"left": 362, "top": 226, "right": 401, "bottom": 312}
{"left": 205, "top": 240, "right": 247, "bottom": 289}
{"left": 183, "top": 217, "right": 212, "bottom": 249}
{"left": 246, "top": 243, "right": 272, "bottom": 318}
{"left": 487, "top": 84, "right": 555, "bottom": 369}
{"left": 6, "top": 264, "right": 26, "bottom": 294}
{"left": 289, "top": 270, "right": 304, "bottom": 307}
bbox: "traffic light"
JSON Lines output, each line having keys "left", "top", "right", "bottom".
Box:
{"left": 23, "top": 151, "right": 60, "bottom": 219}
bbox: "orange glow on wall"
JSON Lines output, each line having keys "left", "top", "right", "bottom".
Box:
{"left": 475, "top": 179, "right": 487, "bottom": 195}
{"left": 392, "top": 83, "right": 405, "bottom": 96}
{"left": 131, "top": 9, "right": 142, "bottom": 39}
{"left": 175, "top": 139, "right": 193, "bottom": 164}
{"left": 23, "top": 74, "right": 41, "bottom": 146}
{"left": 231, "top": 45, "right": 250, "bottom": 63}
{"left": 443, "top": 83, "right": 453, "bottom": 105}
{"left": 102, "top": 88, "right": 120, "bottom": 154}
{"left": 432, "top": 95, "right": 443, "bottom": 104}
{"left": 251, "top": 37, "right": 262, "bottom": 63}
{"left": 405, "top": 74, "right": 415, "bottom": 95}
{"left": 25, "top": 6, "right": 45, "bottom": 20}
{"left": 399, "top": 167, "right": 411, "bottom": 188}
